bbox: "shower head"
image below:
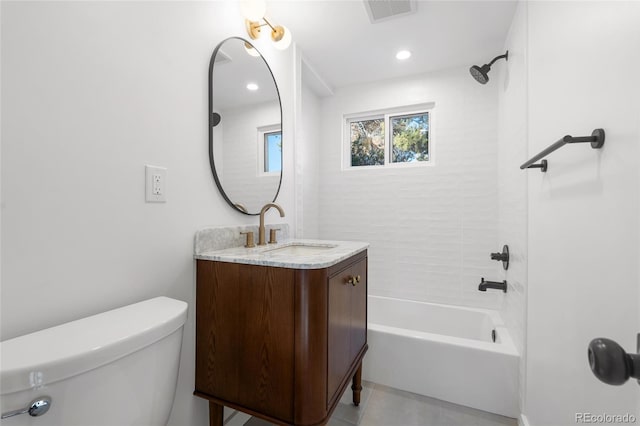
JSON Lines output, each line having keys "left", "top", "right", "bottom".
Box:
{"left": 470, "top": 64, "right": 491, "bottom": 84}
{"left": 469, "top": 51, "right": 509, "bottom": 85}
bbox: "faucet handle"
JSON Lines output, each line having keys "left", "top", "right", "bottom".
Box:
{"left": 490, "top": 245, "right": 510, "bottom": 270}
{"left": 240, "top": 231, "right": 255, "bottom": 248}
{"left": 268, "top": 228, "right": 280, "bottom": 244}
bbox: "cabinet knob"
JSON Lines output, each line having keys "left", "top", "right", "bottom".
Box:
{"left": 347, "top": 275, "right": 361, "bottom": 286}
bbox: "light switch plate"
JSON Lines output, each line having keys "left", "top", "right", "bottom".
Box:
{"left": 145, "top": 165, "right": 167, "bottom": 203}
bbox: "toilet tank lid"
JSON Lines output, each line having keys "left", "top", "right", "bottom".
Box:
{"left": 0, "top": 297, "right": 188, "bottom": 395}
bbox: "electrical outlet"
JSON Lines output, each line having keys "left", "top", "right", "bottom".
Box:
{"left": 145, "top": 165, "right": 167, "bottom": 203}
{"left": 153, "top": 174, "right": 162, "bottom": 195}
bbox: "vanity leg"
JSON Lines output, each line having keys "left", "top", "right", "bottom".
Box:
{"left": 209, "top": 401, "right": 223, "bottom": 426}
{"left": 351, "top": 363, "right": 363, "bottom": 406}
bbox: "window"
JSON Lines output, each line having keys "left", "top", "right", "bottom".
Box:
{"left": 264, "top": 131, "right": 282, "bottom": 173}
{"left": 349, "top": 117, "right": 385, "bottom": 166}
{"left": 345, "top": 105, "right": 432, "bottom": 169}
{"left": 390, "top": 113, "right": 429, "bottom": 163}
{"left": 257, "top": 125, "right": 281, "bottom": 176}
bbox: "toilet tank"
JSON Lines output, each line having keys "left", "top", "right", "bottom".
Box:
{"left": 0, "top": 297, "right": 188, "bottom": 426}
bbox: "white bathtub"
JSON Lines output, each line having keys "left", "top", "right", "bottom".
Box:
{"left": 362, "top": 296, "right": 519, "bottom": 418}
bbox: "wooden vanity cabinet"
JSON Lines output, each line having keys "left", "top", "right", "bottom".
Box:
{"left": 195, "top": 250, "right": 368, "bottom": 426}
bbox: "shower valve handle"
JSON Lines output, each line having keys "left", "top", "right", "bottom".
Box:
{"left": 588, "top": 336, "right": 640, "bottom": 386}
{"left": 490, "top": 245, "right": 509, "bottom": 270}
{"left": 490, "top": 252, "right": 507, "bottom": 261}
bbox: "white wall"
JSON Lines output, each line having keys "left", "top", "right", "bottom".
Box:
{"left": 294, "top": 53, "right": 327, "bottom": 240}
{"left": 317, "top": 69, "right": 504, "bottom": 310}
{"left": 298, "top": 76, "right": 322, "bottom": 238}
{"left": 496, "top": 0, "right": 528, "bottom": 414}
{"left": 0, "top": 2, "right": 295, "bottom": 425}
{"left": 524, "top": 2, "right": 640, "bottom": 424}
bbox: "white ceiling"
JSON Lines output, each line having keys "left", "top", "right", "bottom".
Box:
{"left": 268, "top": 0, "right": 518, "bottom": 91}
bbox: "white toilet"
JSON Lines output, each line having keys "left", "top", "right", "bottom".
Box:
{"left": 0, "top": 297, "right": 188, "bottom": 426}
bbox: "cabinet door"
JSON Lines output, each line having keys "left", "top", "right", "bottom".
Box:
{"left": 196, "top": 261, "right": 296, "bottom": 423}
{"left": 327, "top": 268, "right": 352, "bottom": 403}
{"left": 327, "top": 257, "right": 368, "bottom": 404}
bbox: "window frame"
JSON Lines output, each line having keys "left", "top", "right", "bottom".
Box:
{"left": 342, "top": 103, "right": 434, "bottom": 171}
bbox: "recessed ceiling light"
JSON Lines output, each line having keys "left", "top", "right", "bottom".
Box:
{"left": 246, "top": 83, "right": 259, "bottom": 91}
{"left": 396, "top": 50, "right": 411, "bottom": 60}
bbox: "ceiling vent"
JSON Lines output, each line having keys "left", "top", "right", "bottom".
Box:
{"left": 364, "top": 0, "right": 416, "bottom": 24}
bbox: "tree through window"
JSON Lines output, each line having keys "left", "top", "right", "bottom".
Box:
{"left": 346, "top": 108, "right": 431, "bottom": 168}
{"left": 391, "top": 113, "right": 429, "bottom": 163}
{"left": 350, "top": 118, "right": 385, "bottom": 166}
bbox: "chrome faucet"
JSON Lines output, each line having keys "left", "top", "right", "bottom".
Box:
{"left": 258, "top": 203, "right": 285, "bottom": 246}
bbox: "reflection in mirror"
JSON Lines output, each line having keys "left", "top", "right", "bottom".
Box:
{"left": 209, "top": 37, "right": 282, "bottom": 215}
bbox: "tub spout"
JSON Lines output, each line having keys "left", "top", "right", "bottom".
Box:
{"left": 478, "top": 278, "right": 507, "bottom": 293}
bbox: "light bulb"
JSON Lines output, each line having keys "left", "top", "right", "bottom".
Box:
{"left": 244, "top": 42, "right": 261, "bottom": 57}
{"left": 239, "top": 0, "right": 266, "bottom": 21}
{"left": 246, "top": 83, "right": 259, "bottom": 91}
{"left": 273, "top": 25, "right": 292, "bottom": 50}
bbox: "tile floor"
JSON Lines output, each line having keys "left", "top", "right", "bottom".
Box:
{"left": 243, "top": 381, "right": 517, "bottom": 426}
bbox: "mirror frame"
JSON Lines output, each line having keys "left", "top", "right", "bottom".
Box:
{"left": 208, "top": 36, "right": 283, "bottom": 216}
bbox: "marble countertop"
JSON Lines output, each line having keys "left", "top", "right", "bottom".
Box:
{"left": 194, "top": 239, "right": 369, "bottom": 269}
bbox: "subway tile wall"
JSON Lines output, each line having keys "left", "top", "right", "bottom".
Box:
{"left": 315, "top": 68, "right": 504, "bottom": 311}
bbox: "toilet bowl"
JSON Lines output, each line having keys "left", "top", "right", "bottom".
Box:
{"left": 0, "top": 297, "right": 188, "bottom": 426}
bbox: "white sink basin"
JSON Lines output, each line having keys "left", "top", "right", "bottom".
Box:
{"left": 264, "top": 244, "right": 337, "bottom": 256}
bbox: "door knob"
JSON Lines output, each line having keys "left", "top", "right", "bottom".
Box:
{"left": 588, "top": 336, "right": 640, "bottom": 385}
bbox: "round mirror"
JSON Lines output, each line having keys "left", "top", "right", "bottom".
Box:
{"left": 209, "top": 37, "right": 282, "bottom": 215}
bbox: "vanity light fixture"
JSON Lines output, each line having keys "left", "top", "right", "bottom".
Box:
{"left": 396, "top": 50, "right": 412, "bottom": 60}
{"left": 240, "top": 0, "right": 292, "bottom": 50}
{"left": 246, "top": 83, "right": 259, "bottom": 91}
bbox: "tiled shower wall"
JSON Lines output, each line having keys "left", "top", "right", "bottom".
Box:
{"left": 316, "top": 68, "right": 504, "bottom": 310}
{"left": 496, "top": 0, "right": 528, "bottom": 413}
